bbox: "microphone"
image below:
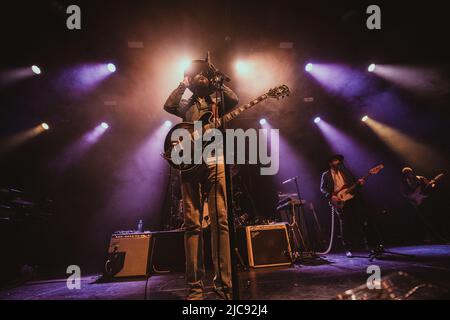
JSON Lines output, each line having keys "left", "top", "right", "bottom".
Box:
{"left": 206, "top": 51, "right": 231, "bottom": 83}
{"left": 212, "top": 70, "right": 231, "bottom": 83}
{"left": 282, "top": 176, "right": 298, "bottom": 185}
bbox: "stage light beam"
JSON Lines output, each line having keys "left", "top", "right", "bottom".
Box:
{"left": 362, "top": 115, "right": 369, "bottom": 122}
{"left": 364, "top": 117, "right": 447, "bottom": 171}
{"left": 41, "top": 123, "right": 50, "bottom": 130}
{"left": 259, "top": 118, "right": 267, "bottom": 125}
{"left": 368, "top": 64, "right": 376, "bottom": 72}
{"left": 101, "top": 122, "right": 109, "bottom": 129}
{"left": 305, "top": 63, "right": 313, "bottom": 72}
{"left": 314, "top": 117, "right": 321, "bottom": 124}
{"left": 164, "top": 120, "right": 172, "bottom": 128}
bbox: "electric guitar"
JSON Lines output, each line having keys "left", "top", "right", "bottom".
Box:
{"left": 403, "top": 173, "right": 444, "bottom": 206}
{"left": 162, "top": 85, "right": 290, "bottom": 172}
{"left": 330, "top": 164, "right": 384, "bottom": 213}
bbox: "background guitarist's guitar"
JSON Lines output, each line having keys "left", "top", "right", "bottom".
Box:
{"left": 403, "top": 173, "right": 445, "bottom": 206}
{"left": 162, "top": 85, "right": 290, "bottom": 172}
{"left": 330, "top": 164, "right": 384, "bottom": 214}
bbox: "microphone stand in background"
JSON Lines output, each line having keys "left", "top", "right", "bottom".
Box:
{"left": 282, "top": 176, "right": 327, "bottom": 264}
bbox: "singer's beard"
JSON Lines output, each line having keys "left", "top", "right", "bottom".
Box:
{"left": 190, "top": 82, "right": 211, "bottom": 97}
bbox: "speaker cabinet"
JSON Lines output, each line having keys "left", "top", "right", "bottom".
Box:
{"left": 107, "top": 232, "right": 152, "bottom": 278}
{"left": 245, "top": 223, "right": 292, "bottom": 268}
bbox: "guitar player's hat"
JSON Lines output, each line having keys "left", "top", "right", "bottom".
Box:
{"left": 402, "top": 167, "right": 413, "bottom": 174}
{"left": 184, "top": 52, "right": 215, "bottom": 80}
{"left": 328, "top": 154, "right": 344, "bottom": 163}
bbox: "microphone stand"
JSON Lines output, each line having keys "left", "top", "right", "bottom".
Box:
{"left": 286, "top": 176, "right": 325, "bottom": 263}
{"left": 212, "top": 73, "right": 240, "bottom": 300}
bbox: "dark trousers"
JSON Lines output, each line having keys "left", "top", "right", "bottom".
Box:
{"left": 181, "top": 163, "right": 231, "bottom": 294}
{"left": 336, "top": 197, "right": 372, "bottom": 251}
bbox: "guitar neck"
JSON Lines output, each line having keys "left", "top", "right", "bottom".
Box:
{"left": 347, "top": 173, "right": 372, "bottom": 193}
{"left": 221, "top": 94, "right": 269, "bottom": 123}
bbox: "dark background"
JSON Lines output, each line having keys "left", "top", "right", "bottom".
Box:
{"left": 0, "top": 0, "right": 449, "bottom": 283}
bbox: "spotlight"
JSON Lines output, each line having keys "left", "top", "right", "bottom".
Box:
{"left": 368, "top": 64, "right": 376, "bottom": 72}
{"left": 314, "top": 117, "right": 321, "bottom": 124}
{"left": 179, "top": 59, "right": 191, "bottom": 74}
{"left": 235, "top": 61, "right": 249, "bottom": 74}
{"left": 362, "top": 115, "right": 369, "bottom": 122}
{"left": 305, "top": 63, "right": 313, "bottom": 72}
{"left": 101, "top": 122, "right": 109, "bottom": 129}
{"left": 41, "top": 123, "right": 50, "bottom": 130}
{"left": 32, "top": 65, "right": 41, "bottom": 75}
{"left": 107, "top": 63, "right": 116, "bottom": 73}
{"left": 259, "top": 118, "right": 267, "bottom": 125}
{"left": 164, "top": 120, "right": 172, "bottom": 128}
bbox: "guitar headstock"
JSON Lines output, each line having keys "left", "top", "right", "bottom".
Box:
{"left": 267, "top": 85, "right": 290, "bottom": 100}
{"left": 369, "top": 164, "right": 384, "bottom": 175}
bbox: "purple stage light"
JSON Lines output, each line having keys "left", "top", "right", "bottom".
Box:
{"left": 103, "top": 123, "right": 171, "bottom": 222}
{"left": 314, "top": 117, "right": 321, "bottom": 124}
{"left": 307, "top": 63, "right": 373, "bottom": 102}
{"left": 32, "top": 65, "right": 41, "bottom": 75}
{"left": 55, "top": 63, "right": 117, "bottom": 97}
{"left": 0, "top": 67, "right": 36, "bottom": 87}
{"left": 368, "top": 64, "right": 376, "bottom": 72}
{"left": 164, "top": 120, "right": 172, "bottom": 128}
{"left": 305, "top": 63, "right": 313, "bottom": 72}
{"left": 316, "top": 119, "right": 378, "bottom": 172}
{"left": 372, "top": 65, "right": 447, "bottom": 95}
{"left": 107, "top": 63, "right": 116, "bottom": 73}
{"left": 259, "top": 118, "right": 267, "bottom": 125}
{"left": 51, "top": 123, "right": 110, "bottom": 172}
{"left": 262, "top": 121, "right": 318, "bottom": 204}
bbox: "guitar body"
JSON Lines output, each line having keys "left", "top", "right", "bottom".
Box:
{"left": 163, "top": 112, "right": 216, "bottom": 172}
{"left": 406, "top": 187, "right": 429, "bottom": 206}
{"left": 329, "top": 164, "right": 384, "bottom": 214}
{"left": 330, "top": 186, "right": 356, "bottom": 212}
{"left": 403, "top": 173, "right": 444, "bottom": 207}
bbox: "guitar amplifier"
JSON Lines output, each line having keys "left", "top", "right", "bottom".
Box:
{"left": 245, "top": 223, "right": 292, "bottom": 268}
{"left": 106, "top": 231, "right": 153, "bottom": 278}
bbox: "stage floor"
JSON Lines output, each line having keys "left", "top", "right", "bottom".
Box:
{"left": 1, "top": 245, "right": 450, "bottom": 300}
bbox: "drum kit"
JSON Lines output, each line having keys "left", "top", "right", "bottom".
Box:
{"left": 0, "top": 187, "right": 53, "bottom": 223}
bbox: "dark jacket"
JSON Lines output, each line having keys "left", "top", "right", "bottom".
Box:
{"left": 320, "top": 166, "right": 356, "bottom": 200}
{"left": 163, "top": 83, "right": 239, "bottom": 122}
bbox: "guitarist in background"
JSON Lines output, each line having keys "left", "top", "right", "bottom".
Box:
{"left": 320, "top": 154, "right": 372, "bottom": 258}
{"left": 400, "top": 167, "right": 447, "bottom": 242}
{"left": 400, "top": 167, "right": 444, "bottom": 207}
{"left": 164, "top": 58, "right": 238, "bottom": 300}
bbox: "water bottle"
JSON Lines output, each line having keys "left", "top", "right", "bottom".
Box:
{"left": 137, "top": 219, "right": 143, "bottom": 232}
